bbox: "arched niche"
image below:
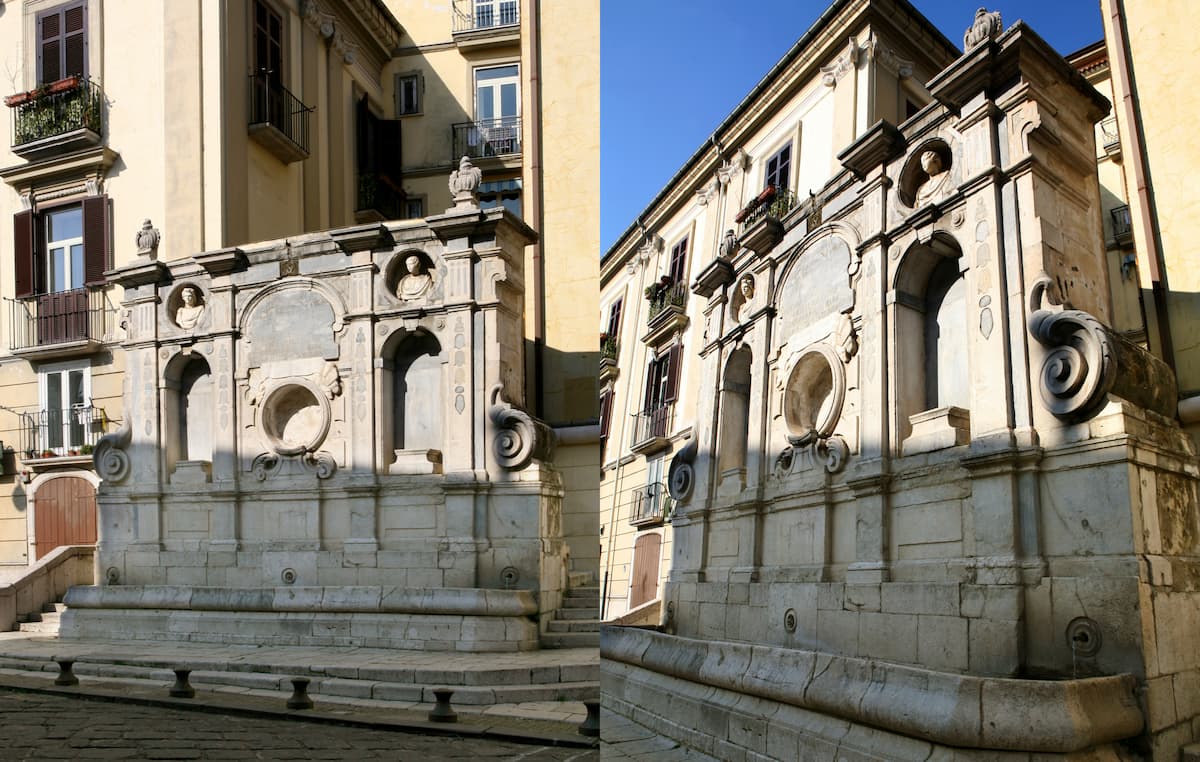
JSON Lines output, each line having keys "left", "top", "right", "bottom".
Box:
{"left": 782, "top": 344, "right": 845, "bottom": 446}
{"left": 163, "top": 353, "right": 213, "bottom": 472}
{"left": 240, "top": 281, "right": 343, "bottom": 366}
{"left": 892, "top": 232, "right": 970, "bottom": 452}
{"left": 898, "top": 138, "right": 953, "bottom": 208}
{"left": 379, "top": 329, "right": 446, "bottom": 473}
{"left": 716, "top": 345, "right": 753, "bottom": 489}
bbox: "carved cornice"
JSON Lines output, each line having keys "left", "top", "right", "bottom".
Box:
{"left": 301, "top": 0, "right": 403, "bottom": 68}
{"left": 865, "top": 36, "right": 913, "bottom": 79}
{"left": 821, "top": 38, "right": 864, "bottom": 87}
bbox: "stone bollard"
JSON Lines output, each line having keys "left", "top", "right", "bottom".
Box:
{"left": 286, "top": 677, "right": 313, "bottom": 710}
{"left": 52, "top": 657, "right": 78, "bottom": 687}
{"left": 169, "top": 669, "right": 195, "bottom": 699}
{"left": 428, "top": 688, "right": 457, "bottom": 723}
{"left": 579, "top": 699, "right": 600, "bottom": 737}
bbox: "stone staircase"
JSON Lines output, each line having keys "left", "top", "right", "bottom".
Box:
{"left": 542, "top": 577, "right": 599, "bottom": 649}
{"left": 16, "top": 602, "right": 65, "bottom": 635}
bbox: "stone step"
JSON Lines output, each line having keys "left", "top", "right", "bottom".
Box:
{"left": 547, "top": 619, "right": 600, "bottom": 633}
{"left": 17, "top": 620, "right": 60, "bottom": 634}
{"left": 0, "top": 653, "right": 599, "bottom": 706}
{"left": 566, "top": 571, "right": 593, "bottom": 589}
{"left": 561, "top": 596, "right": 599, "bottom": 609}
{"left": 558, "top": 607, "right": 600, "bottom": 620}
{"left": 539, "top": 631, "right": 599, "bottom": 649}
{"left": 564, "top": 586, "right": 599, "bottom": 599}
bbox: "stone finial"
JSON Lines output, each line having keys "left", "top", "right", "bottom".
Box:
{"left": 718, "top": 229, "right": 738, "bottom": 260}
{"left": 135, "top": 218, "right": 161, "bottom": 259}
{"left": 448, "top": 156, "right": 483, "bottom": 209}
{"left": 963, "top": 8, "right": 1002, "bottom": 50}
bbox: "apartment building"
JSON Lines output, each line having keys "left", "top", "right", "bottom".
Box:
{"left": 0, "top": 0, "right": 598, "bottom": 591}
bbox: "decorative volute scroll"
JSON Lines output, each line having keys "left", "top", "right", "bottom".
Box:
{"left": 963, "top": 8, "right": 1002, "bottom": 49}
{"left": 488, "top": 384, "right": 553, "bottom": 470}
{"left": 667, "top": 438, "right": 697, "bottom": 502}
{"left": 1028, "top": 274, "right": 1177, "bottom": 423}
{"left": 93, "top": 420, "right": 132, "bottom": 483}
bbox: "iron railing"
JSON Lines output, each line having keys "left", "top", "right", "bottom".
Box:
{"left": 452, "top": 117, "right": 522, "bottom": 161}
{"left": 4, "top": 289, "right": 110, "bottom": 351}
{"left": 1100, "top": 116, "right": 1120, "bottom": 153}
{"left": 248, "top": 73, "right": 312, "bottom": 155}
{"left": 19, "top": 405, "right": 108, "bottom": 459}
{"left": 1111, "top": 204, "right": 1133, "bottom": 247}
{"left": 631, "top": 403, "right": 673, "bottom": 448}
{"left": 8, "top": 77, "right": 103, "bottom": 148}
{"left": 647, "top": 282, "right": 688, "bottom": 325}
{"left": 452, "top": 0, "right": 519, "bottom": 32}
{"left": 357, "top": 172, "right": 404, "bottom": 219}
{"left": 629, "top": 483, "right": 673, "bottom": 527}
{"left": 738, "top": 187, "right": 797, "bottom": 231}
{"left": 601, "top": 336, "right": 619, "bottom": 362}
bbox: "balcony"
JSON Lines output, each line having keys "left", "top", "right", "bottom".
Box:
{"left": 357, "top": 172, "right": 405, "bottom": 221}
{"left": 452, "top": 118, "right": 522, "bottom": 163}
{"left": 600, "top": 334, "right": 619, "bottom": 384}
{"left": 451, "top": 0, "right": 520, "bottom": 50}
{"left": 6, "top": 77, "right": 104, "bottom": 160}
{"left": 1111, "top": 204, "right": 1133, "bottom": 248}
{"left": 642, "top": 280, "right": 689, "bottom": 346}
{"left": 19, "top": 405, "right": 109, "bottom": 471}
{"left": 5, "top": 289, "right": 111, "bottom": 360}
{"left": 631, "top": 403, "right": 674, "bottom": 456}
{"left": 737, "top": 186, "right": 797, "bottom": 255}
{"left": 248, "top": 73, "right": 312, "bottom": 164}
{"left": 629, "top": 483, "right": 673, "bottom": 528}
{"left": 1099, "top": 116, "right": 1121, "bottom": 159}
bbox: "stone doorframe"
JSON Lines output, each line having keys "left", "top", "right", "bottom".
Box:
{"left": 24, "top": 470, "right": 101, "bottom": 563}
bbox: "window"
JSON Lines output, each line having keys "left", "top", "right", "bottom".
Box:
{"left": 668, "top": 237, "right": 688, "bottom": 285}
{"left": 479, "top": 179, "right": 522, "bottom": 218}
{"left": 13, "top": 196, "right": 109, "bottom": 299}
{"left": 37, "top": 2, "right": 87, "bottom": 85}
{"left": 475, "top": 65, "right": 519, "bottom": 127}
{"left": 474, "top": 0, "right": 518, "bottom": 28}
{"left": 396, "top": 73, "right": 421, "bottom": 116}
{"left": 599, "top": 388, "right": 613, "bottom": 461}
{"left": 643, "top": 344, "right": 681, "bottom": 414}
{"left": 39, "top": 360, "right": 91, "bottom": 453}
{"left": 765, "top": 143, "right": 791, "bottom": 192}
{"left": 606, "top": 298, "right": 623, "bottom": 340}
{"left": 253, "top": 0, "right": 283, "bottom": 81}
{"left": 356, "top": 96, "right": 403, "bottom": 218}
{"left": 403, "top": 197, "right": 425, "bottom": 220}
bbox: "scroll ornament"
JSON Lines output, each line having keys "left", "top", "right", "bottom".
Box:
{"left": 489, "top": 384, "right": 554, "bottom": 470}
{"left": 1027, "top": 274, "right": 1176, "bottom": 423}
{"left": 667, "top": 438, "right": 697, "bottom": 502}
{"left": 93, "top": 421, "right": 132, "bottom": 483}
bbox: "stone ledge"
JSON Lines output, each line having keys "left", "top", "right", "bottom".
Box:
{"left": 64, "top": 585, "right": 538, "bottom": 617}
{"left": 600, "top": 626, "right": 1143, "bottom": 753}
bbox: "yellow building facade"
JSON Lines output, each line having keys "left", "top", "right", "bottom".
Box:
{"left": 0, "top": 0, "right": 598, "bottom": 587}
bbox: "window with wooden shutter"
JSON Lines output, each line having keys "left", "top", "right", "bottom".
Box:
{"left": 606, "top": 298, "right": 623, "bottom": 339}
{"left": 668, "top": 238, "right": 688, "bottom": 285}
{"left": 14, "top": 210, "right": 36, "bottom": 299}
{"left": 82, "top": 195, "right": 109, "bottom": 287}
{"left": 663, "top": 343, "right": 682, "bottom": 403}
{"left": 599, "top": 390, "right": 612, "bottom": 459}
{"left": 38, "top": 2, "right": 87, "bottom": 85}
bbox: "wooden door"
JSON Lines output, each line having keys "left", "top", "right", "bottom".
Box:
{"left": 629, "top": 532, "right": 662, "bottom": 609}
{"left": 34, "top": 476, "right": 96, "bottom": 560}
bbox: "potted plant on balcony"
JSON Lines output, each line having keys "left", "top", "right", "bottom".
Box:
{"left": 81, "top": 444, "right": 93, "bottom": 456}
{"left": 601, "top": 332, "right": 618, "bottom": 361}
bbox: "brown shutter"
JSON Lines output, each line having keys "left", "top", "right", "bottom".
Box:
{"left": 38, "top": 10, "right": 62, "bottom": 84}
{"left": 664, "top": 343, "right": 682, "bottom": 403}
{"left": 599, "top": 390, "right": 611, "bottom": 439}
{"left": 642, "top": 360, "right": 657, "bottom": 411}
{"left": 380, "top": 118, "right": 403, "bottom": 183}
{"left": 14, "top": 211, "right": 36, "bottom": 298}
{"left": 82, "top": 195, "right": 109, "bottom": 287}
{"left": 63, "top": 4, "right": 87, "bottom": 78}
{"left": 607, "top": 298, "right": 623, "bottom": 338}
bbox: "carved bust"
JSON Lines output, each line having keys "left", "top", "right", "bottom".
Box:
{"left": 732, "top": 274, "right": 756, "bottom": 321}
{"left": 914, "top": 150, "right": 951, "bottom": 207}
{"left": 175, "top": 286, "right": 205, "bottom": 330}
{"left": 397, "top": 254, "right": 432, "bottom": 301}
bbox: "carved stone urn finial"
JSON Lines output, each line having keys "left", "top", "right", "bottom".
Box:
{"left": 135, "top": 218, "right": 161, "bottom": 259}
{"left": 448, "top": 155, "right": 483, "bottom": 210}
{"left": 963, "top": 7, "right": 1002, "bottom": 50}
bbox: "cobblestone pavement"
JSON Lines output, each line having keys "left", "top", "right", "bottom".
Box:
{"left": 600, "top": 713, "right": 717, "bottom": 761}
{"left": 0, "top": 688, "right": 599, "bottom": 760}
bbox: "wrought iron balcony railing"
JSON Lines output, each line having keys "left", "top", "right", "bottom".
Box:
{"left": 629, "top": 482, "right": 673, "bottom": 527}
{"left": 357, "top": 172, "right": 405, "bottom": 220}
{"left": 6, "top": 76, "right": 103, "bottom": 156}
{"left": 452, "top": 117, "right": 522, "bottom": 161}
{"left": 737, "top": 186, "right": 797, "bottom": 231}
{"left": 1111, "top": 204, "right": 1133, "bottom": 247}
{"left": 646, "top": 282, "right": 688, "bottom": 326}
{"left": 248, "top": 73, "right": 313, "bottom": 162}
{"left": 631, "top": 403, "right": 674, "bottom": 450}
{"left": 5, "top": 289, "right": 110, "bottom": 353}
{"left": 19, "top": 405, "right": 108, "bottom": 460}
{"left": 452, "top": 0, "right": 519, "bottom": 32}
{"left": 1100, "top": 116, "right": 1121, "bottom": 156}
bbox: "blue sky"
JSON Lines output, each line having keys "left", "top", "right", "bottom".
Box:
{"left": 600, "top": 0, "right": 1104, "bottom": 253}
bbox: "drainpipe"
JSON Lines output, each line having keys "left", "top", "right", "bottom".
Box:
{"left": 528, "top": 0, "right": 546, "bottom": 416}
